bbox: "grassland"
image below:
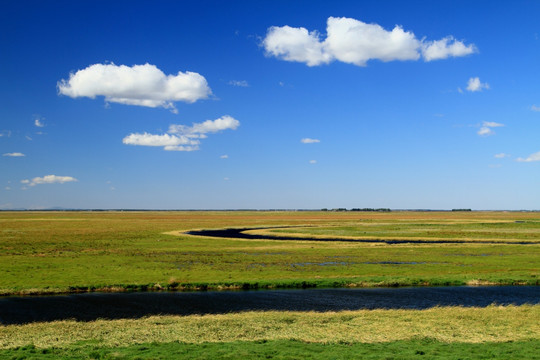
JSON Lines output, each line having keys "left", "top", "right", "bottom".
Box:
{"left": 0, "top": 211, "right": 539, "bottom": 295}
{"left": 1, "top": 210, "right": 539, "bottom": 359}
{"left": 1, "top": 306, "right": 539, "bottom": 358}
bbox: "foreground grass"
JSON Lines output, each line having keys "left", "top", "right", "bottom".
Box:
{"left": 1, "top": 305, "right": 538, "bottom": 349}
{"left": 3, "top": 339, "right": 540, "bottom": 359}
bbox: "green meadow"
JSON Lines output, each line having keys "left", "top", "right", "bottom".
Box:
{"left": 0, "top": 211, "right": 539, "bottom": 294}
{"left": 1, "top": 211, "right": 539, "bottom": 358}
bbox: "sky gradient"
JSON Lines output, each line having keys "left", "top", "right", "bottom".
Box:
{"left": 1, "top": 0, "right": 539, "bottom": 210}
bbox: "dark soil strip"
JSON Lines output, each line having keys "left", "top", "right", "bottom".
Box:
{"left": 1, "top": 286, "right": 538, "bottom": 325}
{"left": 186, "top": 227, "right": 539, "bottom": 245}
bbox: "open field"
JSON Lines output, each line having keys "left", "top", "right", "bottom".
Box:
{"left": 1, "top": 211, "right": 539, "bottom": 359}
{"left": 0, "top": 210, "right": 539, "bottom": 294}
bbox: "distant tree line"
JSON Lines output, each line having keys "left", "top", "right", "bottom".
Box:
{"left": 321, "top": 208, "right": 391, "bottom": 212}
{"left": 451, "top": 209, "right": 472, "bottom": 212}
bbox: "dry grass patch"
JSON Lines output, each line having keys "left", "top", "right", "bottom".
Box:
{"left": 1, "top": 305, "right": 538, "bottom": 349}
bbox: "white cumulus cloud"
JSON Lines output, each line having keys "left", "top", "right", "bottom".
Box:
{"left": 123, "top": 115, "right": 240, "bottom": 152}
{"left": 21, "top": 175, "right": 78, "bottom": 187}
{"left": 466, "top": 77, "right": 489, "bottom": 92}
{"left": 263, "top": 25, "right": 331, "bottom": 66}
{"left": 422, "top": 36, "right": 477, "bottom": 61}
{"left": 3, "top": 152, "right": 25, "bottom": 157}
{"left": 301, "top": 138, "right": 320, "bottom": 144}
{"left": 263, "top": 17, "right": 476, "bottom": 67}
{"left": 516, "top": 151, "right": 540, "bottom": 162}
{"left": 324, "top": 17, "right": 421, "bottom": 66}
{"left": 58, "top": 63, "right": 211, "bottom": 112}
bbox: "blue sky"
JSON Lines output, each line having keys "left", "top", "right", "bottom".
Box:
{"left": 1, "top": 0, "right": 539, "bottom": 210}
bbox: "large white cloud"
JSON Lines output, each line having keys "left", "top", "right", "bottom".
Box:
{"left": 58, "top": 63, "right": 211, "bottom": 112}
{"left": 263, "top": 17, "right": 476, "bottom": 67}
{"left": 123, "top": 115, "right": 240, "bottom": 152}
{"left": 21, "top": 175, "right": 78, "bottom": 187}
{"left": 263, "top": 26, "right": 331, "bottom": 66}
{"left": 324, "top": 17, "right": 421, "bottom": 66}
{"left": 516, "top": 151, "right": 540, "bottom": 162}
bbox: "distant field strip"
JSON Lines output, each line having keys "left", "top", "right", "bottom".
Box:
{"left": 1, "top": 305, "right": 538, "bottom": 349}
{"left": 252, "top": 220, "right": 540, "bottom": 242}
{"left": 1, "top": 211, "right": 539, "bottom": 295}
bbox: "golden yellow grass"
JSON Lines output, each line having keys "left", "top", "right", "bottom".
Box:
{"left": 1, "top": 305, "right": 538, "bottom": 349}
{"left": 246, "top": 228, "right": 537, "bottom": 243}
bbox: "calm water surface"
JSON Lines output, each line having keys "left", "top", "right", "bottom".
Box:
{"left": 1, "top": 286, "right": 538, "bottom": 325}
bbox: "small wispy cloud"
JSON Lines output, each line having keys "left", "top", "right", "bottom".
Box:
{"left": 21, "top": 175, "right": 78, "bottom": 187}
{"left": 478, "top": 121, "right": 503, "bottom": 136}
{"left": 228, "top": 80, "right": 249, "bottom": 87}
{"left": 123, "top": 115, "right": 240, "bottom": 152}
{"left": 3, "top": 152, "right": 25, "bottom": 157}
{"left": 0, "top": 130, "right": 12, "bottom": 137}
{"left": 220, "top": 155, "right": 229, "bottom": 159}
{"left": 516, "top": 150, "right": 540, "bottom": 162}
{"left": 25, "top": 136, "right": 32, "bottom": 141}
{"left": 34, "top": 116, "right": 45, "bottom": 128}
{"left": 309, "top": 160, "right": 317, "bottom": 164}
{"left": 466, "top": 77, "right": 489, "bottom": 92}
{"left": 301, "top": 138, "right": 320, "bottom": 144}
{"left": 494, "top": 153, "right": 510, "bottom": 159}
{"left": 531, "top": 105, "right": 540, "bottom": 112}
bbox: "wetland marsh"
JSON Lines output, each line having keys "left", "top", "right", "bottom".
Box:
{"left": 0, "top": 210, "right": 539, "bottom": 358}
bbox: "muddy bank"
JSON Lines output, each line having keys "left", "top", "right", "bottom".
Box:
{"left": 186, "top": 227, "right": 539, "bottom": 245}
{"left": 1, "top": 286, "right": 538, "bottom": 325}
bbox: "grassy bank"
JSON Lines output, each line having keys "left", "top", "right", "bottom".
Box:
{"left": 1, "top": 211, "right": 539, "bottom": 295}
{"left": 2, "top": 305, "right": 538, "bottom": 348}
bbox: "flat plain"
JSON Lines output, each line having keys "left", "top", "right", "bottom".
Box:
{"left": 0, "top": 210, "right": 539, "bottom": 359}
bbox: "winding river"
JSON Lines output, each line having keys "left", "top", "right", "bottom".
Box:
{"left": 186, "top": 227, "right": 540, "bottom": 245}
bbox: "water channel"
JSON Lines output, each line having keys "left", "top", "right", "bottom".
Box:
{"left": 1, "top": 286, "right": 538, "bottom": 325}
{"left": 186, "top": 227, "right": 540, "bottom": 245}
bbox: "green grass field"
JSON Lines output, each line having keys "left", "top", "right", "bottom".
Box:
{"left": 1, "top": 211, "right": 539, "bottom": 358}
{"left": 0, "top": 211, "right": 539, "bottom": 294}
